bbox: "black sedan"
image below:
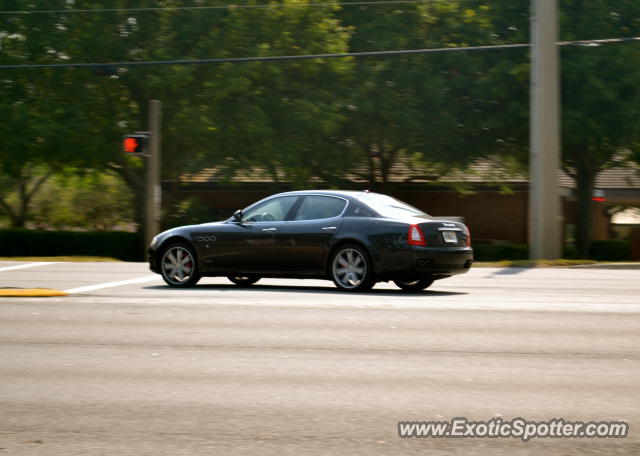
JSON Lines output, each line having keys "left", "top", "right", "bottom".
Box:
{"left": 148, "top": 190, "right": 473, "bottom": 291}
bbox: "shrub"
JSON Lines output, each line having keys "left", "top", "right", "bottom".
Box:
{"left": 472, "top": 244, "right": 529, "bottom": 261}
{"left": 0, "top": 229, "right": 143, "bottom": 261}
{"left": 588, "top": 239, "right": 630, "bottom": 261}
{"left": 562, "top": 245, "right": 578, "bottom": 259}
{"left": 472, "top": 242, "right": 628, "bottom": 262}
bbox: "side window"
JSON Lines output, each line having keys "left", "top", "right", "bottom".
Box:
{"left": 345, "top": 203, "right": 375, "bottom": 217}
{"left": 293, "top": 196, "right": 347, "bottom": 221}
{"left": 243, "top": 196, "right": 298, "bottom": 222}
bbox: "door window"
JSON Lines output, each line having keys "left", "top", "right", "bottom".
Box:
{"left": 242, "top": 196, "right": 298, "bottom": 222}
{"left": 293, "top": 196, "right": 347, "bottom": 221}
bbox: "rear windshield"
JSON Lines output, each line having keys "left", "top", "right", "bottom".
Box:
{"left": 354, "top": 193, "right": 429, "bottom": 219}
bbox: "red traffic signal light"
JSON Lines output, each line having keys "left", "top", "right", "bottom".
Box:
{"left": 123, "top": 134, "right": 148, "bottom": 154}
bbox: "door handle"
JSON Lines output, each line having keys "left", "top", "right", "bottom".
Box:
{"left": 322, "top": 226, "right": 337, "bottom": 231}
{"left": 262, "top": 228, "right": 277, "bottom": 232}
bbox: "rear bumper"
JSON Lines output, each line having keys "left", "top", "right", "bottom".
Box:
{"left": 375, "top": 246, "right": 473, "bottom": 281}
{"left": 412, "top": 246, "right": 473, "bottom": 276}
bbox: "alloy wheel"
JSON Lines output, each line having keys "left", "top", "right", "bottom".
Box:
{"left": 332, "top": 247, "right": 370, "bottom": 290}
{"left": 228, "top": 275, "right": 260, "bottom": 286}
{"left": 161, "top": 245, "right": 197, "bottom": 286}
{"left": 394, "top": 277, "right": 434, "bottom": 291}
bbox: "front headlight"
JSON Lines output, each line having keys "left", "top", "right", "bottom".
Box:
{"left": 150, "top": 235, "right": 159, "bottom": 248}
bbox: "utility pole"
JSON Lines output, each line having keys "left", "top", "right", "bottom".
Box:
{"left": 145, "top": 100, "right": 162, "bottom": 249}
{"left": 530, "top": 0, "right": 562, "bottom": 259}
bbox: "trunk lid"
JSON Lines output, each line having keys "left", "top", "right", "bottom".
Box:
{"left": 417, "top": 220, "right": 469, "bottom": 248}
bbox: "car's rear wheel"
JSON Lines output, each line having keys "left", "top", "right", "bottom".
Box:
{"left": 227, "top": 275, "right": 260, "bottom": 287}
{"left": 160, "top": 243, "right": 201, "bottom": 287}
{"left": 393, "top": 278, "right": 434, "bottom": 291}
{"left": 330, "top": 244, "right": 374, "bottom": 292}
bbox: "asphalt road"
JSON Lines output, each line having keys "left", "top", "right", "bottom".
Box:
{"left": 1, "top": 261, "right": 639, "bottom": 455}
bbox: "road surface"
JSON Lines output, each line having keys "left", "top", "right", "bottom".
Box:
{"left": 1, "top": 261, "right": 638, "bottom": 455}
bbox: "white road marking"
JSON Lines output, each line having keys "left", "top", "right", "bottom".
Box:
{"left": 0, "top": 262, "right": 63, "bottom": 272}
{"left": 65, "top": 275, "right": 161, "bottom": 294}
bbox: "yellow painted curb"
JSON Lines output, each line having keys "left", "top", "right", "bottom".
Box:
{"left": 0, "top": 289, "right": 69, "bottom": 297}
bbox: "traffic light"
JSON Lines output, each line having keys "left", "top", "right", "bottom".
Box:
{"left": 123, "top": 134, "right": 148, "bottom": 155}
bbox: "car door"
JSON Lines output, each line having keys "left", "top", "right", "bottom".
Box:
{"left": 276, "top": 195, "right": 347, "bottom": 274}
{"left": 201, "top": 195, "right": 299, "bottom": 273}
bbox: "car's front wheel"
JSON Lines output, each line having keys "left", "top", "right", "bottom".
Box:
{"left": 160, "top": 243, "right": 201, "bottom": 287}
{"left": 393, "top": 278, "right": 434, "bottom": 292}
{"left": 227, "top": 276, "right": 260, "bottom": 287}
{"left": 330, "top": 244, "right": 374, "bottom": 291}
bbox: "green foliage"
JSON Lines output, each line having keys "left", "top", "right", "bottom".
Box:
{"left": 0, "top": 229, "right": 143, "bottom": 261}
{"left": 559, "top": 0, "right": 640, "bottom": 255}
{"left": 562, "top": 244, "right": 579, "bottom": 259}
{"left": 29, "top": 171, "right": 134, "bottom": 231}
{"left": 0, "top": 165, "right": 53, "bottom": 227}
{"left": 1, "top": 0, "right": 640, "bottom": 238}
{"left": 588, "top": 239, "right": 631, "bottom": 261}
{"left": 181, "top": 1, "right": 352, "bottom": 185}
{"left": 472, "top": 244, "right": 529, "bottom": 262}
{"left": 473, "top": 259, "right": 597, "bottom": 268}
{"left": 334, "top": 1, "right": 510, "bottom": 188}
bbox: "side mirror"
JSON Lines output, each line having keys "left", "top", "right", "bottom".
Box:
{"left": 233, "top": 209, "right": 243, "bottom": 223}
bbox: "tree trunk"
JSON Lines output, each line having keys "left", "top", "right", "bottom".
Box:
{"left": 0, "top": 170, "right": 53, "bottom": 229}
{"left": 379, "top": 145, "right": 400, "bottom": 195}
{"left": 574, "top": 170, "right": 596, "bottom": 258}
{"left": 16, "top": 180, "right": 29, "bottom": 229}
{"left": 0, "top": 198, "right": 17, "bottom": 227}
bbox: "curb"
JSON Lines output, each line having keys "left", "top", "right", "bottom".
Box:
{"left": 0, "top": 289, "right": 69, "bottom": 297}
{"left": 569, "top": 262, "right": 640, "bottom": 270}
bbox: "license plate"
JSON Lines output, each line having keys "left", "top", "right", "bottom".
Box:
{"left": 442, "top": 231, "right": 458, "bottom": 243}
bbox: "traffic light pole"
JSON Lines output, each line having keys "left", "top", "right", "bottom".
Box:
{"left": 145, "top": 100, "right": 162, "bottom": 250}
{"left": 529, "top": 0, "right": 562, "bottom": 259}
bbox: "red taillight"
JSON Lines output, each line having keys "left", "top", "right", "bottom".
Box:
{"left": 465, "top": 226, "right": 471, "bottom": 247}
{"left": 408, "top": 224, "right": 426, "bottom": 246}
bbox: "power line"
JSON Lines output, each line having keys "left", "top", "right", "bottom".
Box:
{"left": 0, "top": 43, "right": 530, "bottom": 70}
{"left": 0, "top": 0, "right": 482, "bottom": 15}
{"left": 0, "top": 36, "right": 637, "bottom": 70}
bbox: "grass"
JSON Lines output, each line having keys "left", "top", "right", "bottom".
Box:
{"left": 0, "top": 256, "right": 122, "bottom": 262}
{"left": 472, "top": 259, "right": 600, "bottom": 268}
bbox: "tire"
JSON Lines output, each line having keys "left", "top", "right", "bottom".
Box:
{"left": 330, "top": 244, "right": 374, "bottom": 292}
{"left": 393, "top": 278, "right": 434, "bottom": 292}
{"left": 160, "top": 242, "right": 201, "bottom": 287}
{"left": 227, "top": 275, "right": 260, "bottom": 287}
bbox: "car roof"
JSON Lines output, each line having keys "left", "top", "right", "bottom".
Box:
{"left": 272, "top": 190, "right": 379, "bottom": 199}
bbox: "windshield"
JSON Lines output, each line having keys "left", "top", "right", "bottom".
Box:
{"left": 354, "top": 193, "right": 429, "bottom": 219}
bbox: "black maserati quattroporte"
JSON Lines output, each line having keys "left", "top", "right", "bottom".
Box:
{"left": 148, "top": 190, "right": 473, "bottom": 291}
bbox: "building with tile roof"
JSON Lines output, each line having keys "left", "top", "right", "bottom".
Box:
{"left": 165, "top": 157, "right": 640, "bottom": 245}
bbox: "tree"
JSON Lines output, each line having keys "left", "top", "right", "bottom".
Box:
{"left": 437, "top": 0, "right": 640, "bottom": 256}
{"left": 333, "top": 0, "right": 532, "bottom": 192}
{"left": 0, "top": 2, "right": 92, "bottom": 226}
{"left": 2, "top": 0, "right": 638, "bottom": 251}
{"left": 0, "top": 0, "right": 199, "bottom": 230}
{"left": 30, "top": 171, "right": 134, "bottom": 231}
{"left": 560, "top": 0, "right": 640, "bottom": 256}
{"left": 175, "top": 0, "right": 353, "bottom": 187}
